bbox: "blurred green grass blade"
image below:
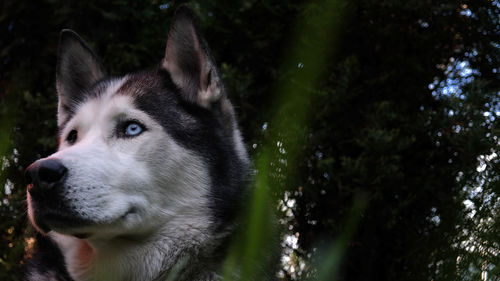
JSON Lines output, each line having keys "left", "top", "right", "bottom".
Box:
{"left": 221, "top": 0, "right": 348, "bottom": 280}
{"left": 312, "top": 194, "right": 368, "bottom": 281}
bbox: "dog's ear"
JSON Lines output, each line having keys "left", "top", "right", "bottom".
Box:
{"left": 162, "top": 5, "right": 223, "bottom": 108}
{"left": 56, "top": 29, "right": 105, "bottom": 126}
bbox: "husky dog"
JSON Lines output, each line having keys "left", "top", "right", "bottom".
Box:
{"left": 24, "top": 6, "right": 250, "bottom": 281}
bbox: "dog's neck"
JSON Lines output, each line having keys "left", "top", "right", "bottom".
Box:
{"left": 50, "top": 220, "right": 222, "bottom": 281}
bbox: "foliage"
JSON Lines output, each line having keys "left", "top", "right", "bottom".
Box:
{"left": 0, "top": 0, "right": 499, "bottom": 280}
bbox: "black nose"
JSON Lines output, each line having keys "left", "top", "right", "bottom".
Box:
{"left": 25, "top": 159, "right": 67, "bottom": 192}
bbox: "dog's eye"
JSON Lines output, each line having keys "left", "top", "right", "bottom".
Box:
{"left": 66, "top": 130, "right": 78, "bottom": 144}
{"left": 123, "top": 121, "right": 144, "bottom": 137}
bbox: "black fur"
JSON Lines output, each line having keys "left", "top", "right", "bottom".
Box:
{"left": 23, "top": 233, "right": 74, "bottom": 281}
{"left": 131, "top": 69, "right": 250, "bottom": 228}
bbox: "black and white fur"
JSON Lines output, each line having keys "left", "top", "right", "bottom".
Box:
{"left": 24, "top": 6, "right": 250, "bottom": 281}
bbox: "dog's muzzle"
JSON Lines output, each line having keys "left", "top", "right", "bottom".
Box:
{"left": 25, "top": 158, "right": 76, "bottom": 232}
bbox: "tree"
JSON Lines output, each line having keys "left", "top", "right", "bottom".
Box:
{"left": 0, "top": 0, "right": 498, "bottom": 280}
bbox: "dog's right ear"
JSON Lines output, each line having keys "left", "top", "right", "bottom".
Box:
{"left": 56, "top": 29, "right": 105, "bottom": 126}
{"left": 162, "top": 5, "right": 224, "bottom": 108}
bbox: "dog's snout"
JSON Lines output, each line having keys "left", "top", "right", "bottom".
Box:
{"left": 25, "top": 159, "right": 67, "bottom": 192}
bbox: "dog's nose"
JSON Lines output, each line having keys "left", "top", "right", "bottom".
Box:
{"left": 25, "top": 159, "right": 67, "bottom": 193}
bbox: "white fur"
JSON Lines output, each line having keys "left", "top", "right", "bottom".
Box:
{"left": 33, "top": 80, "right": 215, "bottom": 281}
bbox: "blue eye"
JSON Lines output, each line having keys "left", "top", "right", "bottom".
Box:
{"left": 124, "top": 122, "right": 144, "bottom": 137}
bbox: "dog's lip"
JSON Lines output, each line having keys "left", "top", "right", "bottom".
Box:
{"left": 72, "top": 232, "right": 92, "bottom": 239}
{"left": 67, "top": 208, "right": 137, "bottom": 239}
{"left": 121, "top": 207, "right": 138, "bottom": 218}
{"left": 43, "top": 211, "right": 94, "bottom": 229}
{"left": 43, "top": 213, "right": 98, "bottom": 238}
{"left": 30, "top": 205, "right": 139, "bottom": 239}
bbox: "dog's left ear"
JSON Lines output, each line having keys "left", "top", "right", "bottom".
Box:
{"left": 162, "top": 5, "right": 223, "bottom": 108}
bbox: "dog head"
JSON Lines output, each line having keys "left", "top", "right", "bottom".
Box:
{"left": 25, "top": 6, "right": 249, "bottom": 240}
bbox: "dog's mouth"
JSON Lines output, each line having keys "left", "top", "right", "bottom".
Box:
{"left": 30, "top": 207, "right": 95, "bottom": 235}
{"left": 29, "top": 199, "right": 139, "bottom": 239}
{"left": 27, "top": 183, "right": 141, "bottom": 239}
{"left": 44, "top": 211, "right": 95, "bottom": 230}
